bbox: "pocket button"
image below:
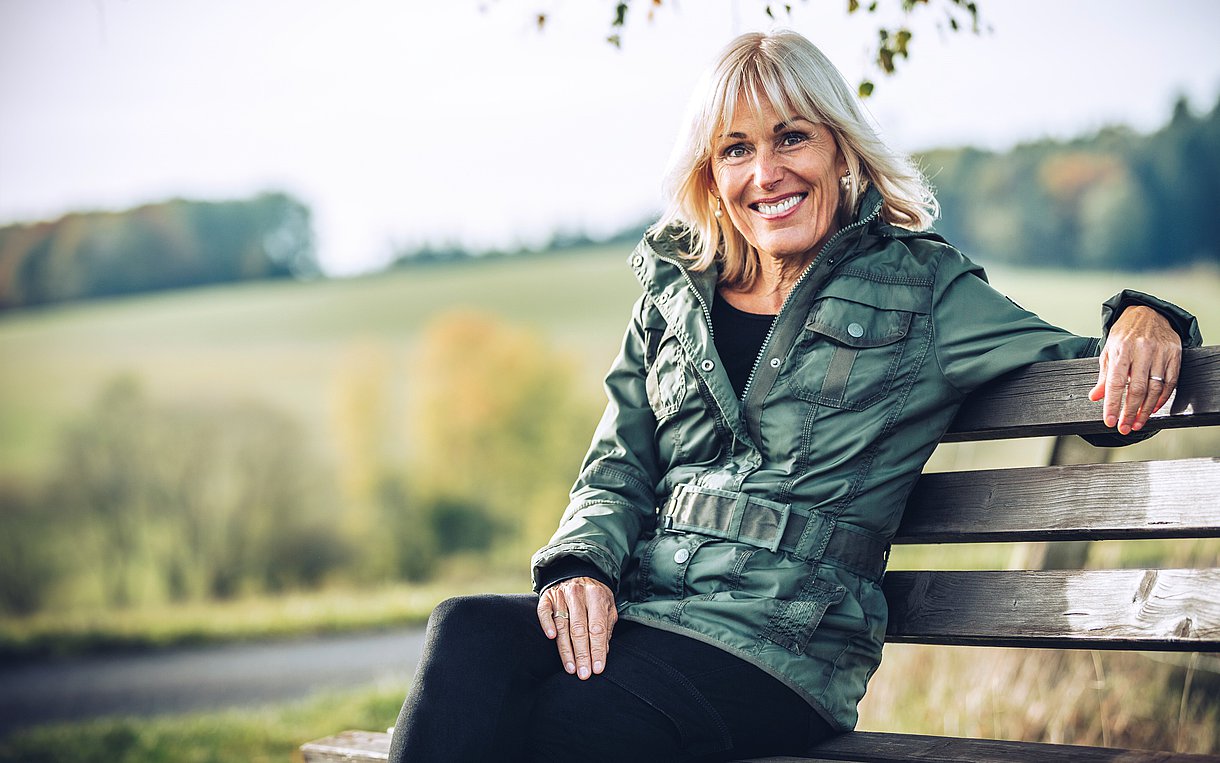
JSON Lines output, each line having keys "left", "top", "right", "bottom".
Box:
{"left": 673, "top": 548, "right": 691, "bottom": 564}
{"left": 847, "top": 322, "right": 865, "bottom": 338}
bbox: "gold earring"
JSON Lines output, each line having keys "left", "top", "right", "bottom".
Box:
{"left": 714, "top": 196, "right": 723, "bottom": 219}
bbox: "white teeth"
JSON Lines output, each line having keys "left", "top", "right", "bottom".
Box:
{"left": 757, "top": 195, "right": 801, "bottom": 215}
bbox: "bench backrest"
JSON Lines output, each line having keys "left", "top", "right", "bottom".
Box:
{"left": 883, "top": 345, "right": 1220, "bottom": 652}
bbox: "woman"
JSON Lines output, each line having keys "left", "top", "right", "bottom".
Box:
{"left": 389, "top": 31, "right": 1199, "bottom": 762}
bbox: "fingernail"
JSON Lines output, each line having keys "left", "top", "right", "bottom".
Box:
{"left": 578, "top": 666, "right": 590, "bottom": 679}
{"left": 565, "top": 662, "right": 575, "bottom": 673}
{"left": 547, "top": 629, "right": 556, "bottom": 638}
{"left": 594, "top": 661, "right": 604, "bottom": 672}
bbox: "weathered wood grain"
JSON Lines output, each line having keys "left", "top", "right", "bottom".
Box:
{"left": 943, "top": 346, "right": 1220, "bottom": 442}
{"left": 898, "top": 457, "right": 1220, "bottom": 543}
{"left": 883, "top": 569, "right": 1220, "bottom": 650}
{"left": 300, "top": 729, "right": 389, "bottom": 762}
{"left": 298, "top": 729, "right": 1220, "bottom": 763}
{"left": 801, "top": 731, "right": 1220, "bottom": 762}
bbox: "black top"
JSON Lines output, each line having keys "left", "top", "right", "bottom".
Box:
{"left": 710, "top": 291, "right": 777, "bottom": 398}
{"left": 537, "top": 290, "right": 776, "bottom": 592}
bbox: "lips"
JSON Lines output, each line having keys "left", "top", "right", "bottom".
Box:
{"left": 751, "top": 193, "right": 806, "bottom": 216}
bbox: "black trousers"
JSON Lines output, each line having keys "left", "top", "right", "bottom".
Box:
{"left": 388, "top": 594, "right": 835, "bottom": 762}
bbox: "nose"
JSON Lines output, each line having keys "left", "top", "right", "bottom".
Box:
{"left": 753, "top": 146, "right": 784, "bottom": 189}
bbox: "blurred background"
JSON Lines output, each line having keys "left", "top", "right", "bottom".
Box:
{"left": 1, "top": 0, "right": 1218, "bottom": 759}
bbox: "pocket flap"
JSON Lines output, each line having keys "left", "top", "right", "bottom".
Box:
{"left": 806, "top": 298, "right": 912, "bottom": 348}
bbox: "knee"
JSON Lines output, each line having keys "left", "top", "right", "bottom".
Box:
{"left": 426, "top": 593, "right": 531, "bottom": 642}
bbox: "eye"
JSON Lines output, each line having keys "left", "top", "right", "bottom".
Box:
{"left": 721, "top": 143, "right": 750, "bottom": 161}
{"left": 779, "top": 131, "right": 808, "bottom": 149}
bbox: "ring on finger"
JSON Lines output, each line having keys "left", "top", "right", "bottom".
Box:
{"left": 1150, "top": 375, "right": 1165, "bottom": 383}
{"left": 553, "top": 611, "right": 569, "bottom": 619}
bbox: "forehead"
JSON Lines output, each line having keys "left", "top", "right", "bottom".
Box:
{"left": 717, "top": 96, "right": 813, "bottom": 138}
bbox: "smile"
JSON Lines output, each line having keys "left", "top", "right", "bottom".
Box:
{"left": 752, "top": 194, "right": 806, "bottom": 216}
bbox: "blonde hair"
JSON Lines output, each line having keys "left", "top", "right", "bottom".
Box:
{"left": 649, "top": 31, "right": 938, "bottom": 288}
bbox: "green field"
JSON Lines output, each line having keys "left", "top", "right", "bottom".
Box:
{"left": 2, "top": 246, "right": 1217, "bottom": 480}
{"left": 1, "top": 250, "right": 1218, "bottom": 756}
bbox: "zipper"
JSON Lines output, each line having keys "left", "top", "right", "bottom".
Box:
{"left": 738, "top": 201, "right": 882, "bottom": 404}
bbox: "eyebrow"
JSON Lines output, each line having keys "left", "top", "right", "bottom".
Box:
{"left": 721, "top": 118, "right": 813, "bottom": 140}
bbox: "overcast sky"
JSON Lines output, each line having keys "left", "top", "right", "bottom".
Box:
{"left": 2, "top": 0, "right": 1218, "bottom": 274}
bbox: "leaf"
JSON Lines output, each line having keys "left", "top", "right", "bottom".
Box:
{"left": 765, "top": 4, "right": 775, "bottom": 19}
{"left": 607, "top": 33, "right": 622, "bottom": 48}
{"left": 536, "top": 13, "right": 546, "bottom": 30}
{"left": 858, "top": 80, "right": 874, "bottom": 98}
{"left": 848, "top": 0, "right": 860, "bottom": 12}
{"left": 613, "top": 2, "right": 628, "bottom": 27}
{"left": 879, "top": 47, "right": 894, "bottom": 72}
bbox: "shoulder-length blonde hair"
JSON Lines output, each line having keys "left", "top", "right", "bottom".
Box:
{"left": 649, "top": 31, "right": 939, "bottom": 288}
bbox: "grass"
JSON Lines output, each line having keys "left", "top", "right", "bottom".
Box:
{"left": 0, "top": 682, "right": 407, "bottom": 763}
{"left": 2, "top": 248, "right": 1217, "bottom": 480}
{"left": 860, "top": 646, "right": 1220, "bottom": 754}
{"left": 0, "top": 572, "right": 529, "bottom": 663}
{"left": 0, "top": 249, "right": 1217, "bottom": 756}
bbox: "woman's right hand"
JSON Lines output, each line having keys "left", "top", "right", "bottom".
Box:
{"left": 536, "top": 576, "right": 618, "bottom": 680}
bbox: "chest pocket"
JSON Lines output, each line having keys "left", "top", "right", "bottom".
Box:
{"left": 645, "top": 325, "right": 688, "bottom": 420}
{"left": 785, "top": 295, "right": 913, "bottom": 410}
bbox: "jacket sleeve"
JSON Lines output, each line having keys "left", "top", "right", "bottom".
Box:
{"left": 530, "top": 294, "right": 662, "bottom": 592}
{"left": 931, "top": 250, "right": 1201, "bottom": 396}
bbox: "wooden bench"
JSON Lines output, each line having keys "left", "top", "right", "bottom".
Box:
{"left": 301, "top": 345, "right": 1220, "bottom": 762}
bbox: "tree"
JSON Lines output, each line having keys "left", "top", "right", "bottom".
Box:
{"left": 533, "top": 0, "right": 985, "bottom": 97}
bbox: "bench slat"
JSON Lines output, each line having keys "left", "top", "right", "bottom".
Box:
{"left": 882, "top": 569, "right": 1220, "bottom": 650}
{"left": 297, "top": 728, "right": 1220, "bottom": 762}
{"left": 942, "top": 346, "right": 1220, "bottom": 442}
{"left": 897, "top": 457, "right": 1220, "bottom": 543}
{"left": 300, "top": 730, "right": 389, "bottom": 762}
{"left": 799, "top": 730, "right": 1220, "bottom": 762}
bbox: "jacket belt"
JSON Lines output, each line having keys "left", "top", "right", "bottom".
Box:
{"left": 660, "top": 483, "right": 889, "bottom": 581}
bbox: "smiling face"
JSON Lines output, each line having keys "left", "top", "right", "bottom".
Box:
{"left": 711, "top": 99, "right": 847, "bottom": 267}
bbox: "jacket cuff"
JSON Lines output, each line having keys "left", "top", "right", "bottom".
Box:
{"left": 535, "top": 556, "right": 615, "bottom": 593}
{"left": 1100, "top": 289, "right": 1203, "bottom": 348}
{"left": 531, "top": 540, "right": 620, "bottom": 593}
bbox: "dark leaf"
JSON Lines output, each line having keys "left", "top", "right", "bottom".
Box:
{"left": 858, "top": 80, "right": 875, "bottom": 97}
{"left": 613, "top": 2, "right": 628, "bottom": 27}
{"left": 848, "top": 0, "right": 860, "bottom": 11}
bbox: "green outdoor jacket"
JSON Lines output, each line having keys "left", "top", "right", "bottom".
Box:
{"left": 530, "top": 188, "right": 1203, "bottom": 730}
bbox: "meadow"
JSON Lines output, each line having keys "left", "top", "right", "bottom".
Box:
{"left": 0, "top": 245, "right": 1218, "bottom": 756}
{"left": 3, "top": 244, "right": 1218, "bottom": 481}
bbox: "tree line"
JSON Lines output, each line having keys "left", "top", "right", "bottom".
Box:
{"left": 922, "top": 96, "right": 1219, "bottom": 270}
{"left": 1, "top": 99, "right": 1214, "bottom": 312}
{"left": 0, "top": 192, "right": 317, "bottom": 311}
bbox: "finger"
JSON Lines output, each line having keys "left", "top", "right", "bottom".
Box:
{"left": 566, "top": 590, "right": 593, "bottom": 680}
{"left": 536, "top": 593, "right": 557, "bottom": 640}
{"left": 550, "top": 591, "right": 577, "bottom": 675}
{"left": 1102, "top": 349, "right": 1131, "bottom": 431}
{"left": 1120, "top": 350, "right": 1155, "bottom": 434}
{"left": 1154, "top": 351, "right": 1182, "bottom": 414}
{"left": 1089, "top": 348, "right": 1109, "bottom": 403}
{"left": 586, "top": 587, "right": 615, "bottom": 675}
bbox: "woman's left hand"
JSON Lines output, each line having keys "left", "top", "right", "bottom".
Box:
{"left": 1089, "top": 305, "right": 1182, "bottom": 434}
